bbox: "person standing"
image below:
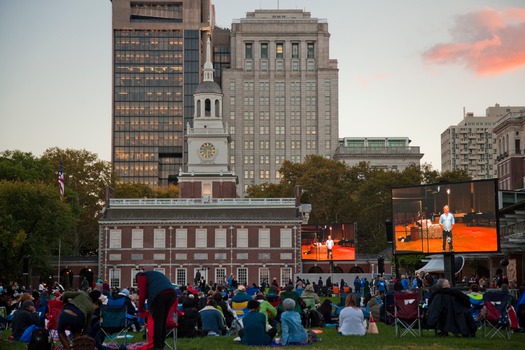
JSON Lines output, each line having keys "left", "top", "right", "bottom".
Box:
{"left": 439, "top": 205, "right": 455, "bottom": 252}
{"left": 136, "top": 270, "right": 177, "bottom": 350}
{"left": 326, "top": 236, "right": 335, "bottom": 259}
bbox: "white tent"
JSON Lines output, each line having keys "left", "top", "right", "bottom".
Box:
{"left": 416, "top": 255, "right": 465, "bottom": 274}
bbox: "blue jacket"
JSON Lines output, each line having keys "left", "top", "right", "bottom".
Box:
{"left": 281, "top": 311, "right": 308, "bottom": 345}
{"left": 241, "top": 311, "right": 271, "bottom": 345}
{"left": 199, "top": 306, "right": 227, "bottom": 335}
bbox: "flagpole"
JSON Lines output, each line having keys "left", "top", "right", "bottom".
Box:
{"left": 58, "top": 158, "right": 64, "bottom": 285}
{"left": 57, "top": 238, "right": 61, "bottom": 284}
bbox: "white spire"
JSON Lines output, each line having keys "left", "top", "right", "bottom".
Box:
{"left": 203, "top": 34, "right": 214, "bottom": 82}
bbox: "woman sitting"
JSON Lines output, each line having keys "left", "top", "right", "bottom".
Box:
{"left": 338, "top": 293, "right": 366, "bottom": 336}
{"left": 238, "top": 300, "right": 276, "bottom": 346}
{"left": 280, "top": 298, "right": 309, "bottom": 345}
{"left": 198, "top": 300, "right": 228, "bottom": 336}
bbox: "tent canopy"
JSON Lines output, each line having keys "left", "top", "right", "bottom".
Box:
{"left": 416, "top": 255, "right": 465, "bottom": 274}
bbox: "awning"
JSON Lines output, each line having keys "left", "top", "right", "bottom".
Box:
{"left": 416, "top": 255, "right": 465, "bottom": 274}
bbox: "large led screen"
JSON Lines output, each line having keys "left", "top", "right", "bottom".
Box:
{"left": 301, "top": 223, "right": 356, "bottom": 261}
{"left": 392, "top": 179, "right": 499, "bottom": 254}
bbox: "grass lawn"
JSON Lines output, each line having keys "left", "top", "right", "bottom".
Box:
{"left": 1, "top": 323, "right": 523, "bottom": 350}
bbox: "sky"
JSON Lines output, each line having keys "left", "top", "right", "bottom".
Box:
{"left": 1, "top": 0, "right": 524, "bottom": 171}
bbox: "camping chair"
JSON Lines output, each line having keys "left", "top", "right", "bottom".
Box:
{"left": 164, "top": 299, "right": 180, "bottom": 350}
{"left": 101, "top": 298, "right": 129, "bottom": 348}
{"left": 481, "top": 291, "right": 512, "bottom": 340}
{"left": 0, "top": 306, "right": 9, "bottom": 339}
{"left": 394, "top": 293, "right": 421, "bottom": 337}
{"left": 231, "top": 301, "right": 249, "bottom": 319}
{"left": 383, "top": 291, "right": 395, "bottom": 325}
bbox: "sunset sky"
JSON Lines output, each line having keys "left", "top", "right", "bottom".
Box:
{"left": 1, "top": 0, "right": 524, "bottom": 171}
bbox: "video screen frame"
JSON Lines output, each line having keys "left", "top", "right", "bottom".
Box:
{"left": 391, "top": 179, "right": 500, "bottom": 255}
{"left": 301, "top": 223, "right": 357, "bottom": 261}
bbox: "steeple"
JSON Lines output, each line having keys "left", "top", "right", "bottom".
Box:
{"left": 203, "top": 33, "right": 214, "bottom": 82}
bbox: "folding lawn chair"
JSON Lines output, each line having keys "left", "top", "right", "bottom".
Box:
{"left": 164, "top": 299, "right": 180, "bottom": 350}
{"left": 394, "top": 293, "right": 421, "bottom": 337}
{"left": 0, "top": 306, "right": 9, "bottom": 339}
{"left": 231, "top": 301, "right": 249, "bottom": 319}
{"left": 481, "top": 291, "right": 512, "bottom": 340}
{"left": 301, "top": 297, "right": 316, "bottom": 327}
{"left": 101, "top": 298, "right": 130, "bottom": 348}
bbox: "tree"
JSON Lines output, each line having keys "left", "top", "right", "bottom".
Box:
{"left": 0, "top": 180, "right": 75, "bottom": 282}
{"left": 114, "top": 182, "right": 154, "bottom": 198}
{"left": 42, "top": 148, "right": 117, "bottom": 255}
{"left": 0, "top": 150, "right": 55, "bottom": 183}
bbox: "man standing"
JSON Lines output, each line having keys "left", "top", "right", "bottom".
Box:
{"left": 137, "top": 270, "right": 176, "bottom": 350}
{"left": 326, "top": 235, "right": 334, "bottom": 259}
{"left": 439, "top": 205, "right": 455, "bottom": 252}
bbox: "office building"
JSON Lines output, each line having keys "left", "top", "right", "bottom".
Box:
{"left": 334, "top": 137, "right": 423, "bottom": 171}
{"left": 222, "top": 9, "right": 339, "bottom": 195}
{"left": 110, "top": 0, "right": 212, "bottom": 187}
{"left": 493, "top": 109, "right": 525, "bottom": 190}
{"left": 440, "top": 105, "right": 524, "bottom": 179}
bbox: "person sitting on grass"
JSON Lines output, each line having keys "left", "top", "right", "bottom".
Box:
{"left": 317, "top": 299, "right": 338, "bottom": 324}
{"left": 338, "top": 293, "right": 366, "bottom": 336}
{"left": 238, "top": 299, "right": 277, "bottom": 346}
{"left": 199, "top": 300, "right": 228, "bottom": 336}
{"left": 280, "top": 298, "right": 309, "bottom": 346}
{"left": 10, "top": 300, "right": 41, "bottom": 340}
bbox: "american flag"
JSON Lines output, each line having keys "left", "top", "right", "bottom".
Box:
{"left": 58, "top": 160, "right": 65, "bottom": 197}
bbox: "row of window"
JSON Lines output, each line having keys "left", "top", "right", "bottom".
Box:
{"left": 114, "top": 103, "right": 183, "bottom": 117}
{"left": 245, "top": 59, "right": 316, "bottom": 72}
{"left": 245, "top": 42, "right": 314, "bottom": 59}
{"left": 107, "top": 266, "right": 293, "bottom": 290}
{"left": 231, "top": 80, "right": 331, "bottom": 92}
{"left": 109, "top": 228, "right": 294, "bottom": 249}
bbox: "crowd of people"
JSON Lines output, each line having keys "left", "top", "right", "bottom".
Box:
{"left": 1, "top": 271, "right": 524, "bottom": 348}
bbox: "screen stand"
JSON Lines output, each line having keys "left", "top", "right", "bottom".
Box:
{"left": 443, "top": 252, "right": 455, "bottom": 287}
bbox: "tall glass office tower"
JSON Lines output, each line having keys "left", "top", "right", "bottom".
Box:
{"left": 111, "top": 0, "right": 212, "bottom": 186}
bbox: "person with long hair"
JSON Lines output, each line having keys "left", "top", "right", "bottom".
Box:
{"left": 338, "top": 293, "right": 366, "bottom": 336}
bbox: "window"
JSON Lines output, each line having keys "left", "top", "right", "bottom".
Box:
{"left": 307, "top": 43, "right": 315, "bottom": 58}
{"left": 276, "top": 60, "right": 284, "bottom": 71}
{"left": 195, "top": 228, "right": 207, "bottom": 248}
{"left": 261, "top": 43, "right": 268, "bottom": 58}
{"left": 275, "top": 82, "right": 285, "bottom": 91}
{"left": 243, "top": 97, "right": 254, "bottom": 106}
{"left": 244, "top": 126, "right": 254, "bottom": 134}
{"left": 292, "top": 43, "right": 299, "bottom": 58}
{"left": 244, "top": 140, "right": 254, "bottom": 150}
{"left": 237, "top": 267, "right": 248, "bottom": 286}
{"left": 292, "top": 60, "right": 299, "bottom": 71}
{"left": 176, "top": 268, "right": 186, "bottom": 287}
{"left": 275, "top": 97, "right": 285, "bottom": 106}
{"left": 109, "top": 268, "right": 121, "bottom": 289}
{"left": 259, "top": 126, "right": 269, "bottom": 135}
{"left": 243, "top": 81, "right": 254, "bottom": 91}
{"left": 109, "top": 229, "right": 122, "bottom": 248}
{"left": 260, "top": 97, "right": 269, "bottom": 106}
{"left": 259, "top": 81, "right": 269, "bottom": 91}
{"left": 229, "top": 81, "right": 236, "bottom": 91}
{"left": 132, "top": 229, "right": 143, "bottom": 248}
{"left": 245, "top": 60, "right": 253, "bottom": 71}
{"left": 259, "top": 155, "right": 269, "bottom": 164}
{"left": 281, "top": 268, "right": 292, "bottom": 287}
{"left": 259, "top": 228, "right": 270, "bottom": 248}
{"left": 176, "top": 229, "right": 187, "bottom": 248}
{"left": 215, "top": 268, "right": 227, "bottom": 284}
{"left": 244, "top": 111, "right": 254, "bottom": 120}
{"left": 275, "top": 126, "right": 285, "bottom": 135}
{"left": 276, "top": 43, "right": 284, "bottom": 58}
{"left": 260, "top": 60, "right": 268, "bottom": 71}
{"left": 237, "top": 228, "right": 248, "bottom": 247}
{"left": 259, "top": 267, "right": 270, "bottom": 286}
{"left": 260, "top": 140, "right": 270, "bottom": 150}
{"left": 230, "top": 96, "right": 235, "bottom": 106}
{"left": 244, "top": 170, "right": 254, "bottom": 179}
{"left": 215, "top": 229, "right": 226, "bottom": 247}
{"left": 130, "top": 269, "right": 141, "bottom": 288}
{"left": 244, "top": 155, "right": 254, "bottom": 164}
{"left": 307, "top": 59, "right": 315, "bottom": 71}
{"left": 153, "top": 229, "right": 165, "bottom": 248}
{"left": 245, "top": 43, "right": 253, "bottom": 58}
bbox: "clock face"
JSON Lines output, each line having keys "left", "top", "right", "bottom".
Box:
{"left": 199, "top": 142, "right": 216, "bottom": 159}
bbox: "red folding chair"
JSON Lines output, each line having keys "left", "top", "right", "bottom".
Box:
{"left": 394, "top": 293, "right": 421, "bottom": 337}
{"left": 46, "top": 298, "right": 64, "bottom": 348}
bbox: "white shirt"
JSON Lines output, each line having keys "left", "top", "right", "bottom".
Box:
{"left": 326, "top": 239, "right": 334, "bottom": 249}
{"left": 338, "top": 306, "right": 366, "bottom": 336}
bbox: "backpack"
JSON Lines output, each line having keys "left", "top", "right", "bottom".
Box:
{"left": 308, "top": 309, "right": 326, "bottom": 328}
{"left": 28, "top": 328, "right": 51, "bottom": 350}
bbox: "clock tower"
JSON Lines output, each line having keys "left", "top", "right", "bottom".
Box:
{"left": 178, "top": 33, "right": 238, "bottom": 199}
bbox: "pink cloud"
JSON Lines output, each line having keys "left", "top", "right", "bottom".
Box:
{"left": 355, "top": 73, "right": 388, "bottom": 86}
{"left": 423, "top": 7, "right": 525, "bottom": 75}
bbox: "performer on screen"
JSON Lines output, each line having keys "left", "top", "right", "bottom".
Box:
{"left": 439, "top": 205, "right": 454, "bottom": 252}
{"left": 326, "top": 235, "right": 334, "bottom": 259}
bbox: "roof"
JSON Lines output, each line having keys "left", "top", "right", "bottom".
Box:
{"left": 194, "top": 81, "right": 222, "bottom": 94}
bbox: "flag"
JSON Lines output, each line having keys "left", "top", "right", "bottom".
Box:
{"left": 58, "top": 160, "right": 65, "bottom": 197}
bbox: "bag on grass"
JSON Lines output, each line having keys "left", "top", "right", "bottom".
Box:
{"left": 28, "top": 327, "right": 51, "bottom": 350}
{"left": 367, "top": 315, "right": 378, "bottom": 334}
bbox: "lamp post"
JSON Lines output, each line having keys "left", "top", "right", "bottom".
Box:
{"left": 229, "top": 225, "right": 234, "bottom": 276}
{"left": 169, "top": 226, "right": 173, "bottom": 280}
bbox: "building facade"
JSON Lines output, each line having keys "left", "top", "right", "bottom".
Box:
{"left": 110, "top": 0, "right": 212, "bottom": 187}
{"left": 333, "top": 137, "right": 423, "bottom": 171}
{"left": 493, "top": 109, "right": 525, "bottom": 190}
{"left": 222, "top": 9, "right": 339, "bottom": 195}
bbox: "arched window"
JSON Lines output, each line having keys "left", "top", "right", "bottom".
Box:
{"left": 333, "top": 266, "right": 344, "bottom": 273}
{"left": 349, "top": 266, "right": 364, "bottom": 273}
{"left": 308, "top": 266, "right": 323, "bottom": 274}
{"left": 215, "top": 99, "right": 220, "bottom": 117}
{"left": 196, "top": 100, "right": 201, "bottom": 117}
{"left": 205, "top": 99, "right": 211, "bottom": 116}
